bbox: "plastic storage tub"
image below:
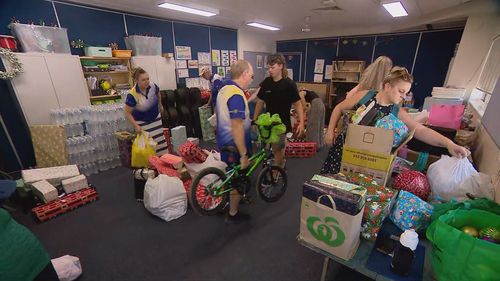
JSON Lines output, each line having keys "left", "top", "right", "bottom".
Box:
{"left": 9, "top": 23, "right": 71, "bottom": 54}
{"left": 112, "top": 50, "right": 132, "bottom": 58}
{"left": 84, "top": 47, "right": 112, "bottom": 57}
{"left": 124, "top": 35, "right": 161, "bottom": 56}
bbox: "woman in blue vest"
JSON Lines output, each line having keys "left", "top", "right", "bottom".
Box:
{"left": 321, "top": 67, "right": 469, "bottom": 174}
{"left": 124, "top": 67, "right": 167, "bottom": 154}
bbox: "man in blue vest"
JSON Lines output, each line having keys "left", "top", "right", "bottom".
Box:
{"left": 216, "top": 60, "right": 254, "bottom": 224}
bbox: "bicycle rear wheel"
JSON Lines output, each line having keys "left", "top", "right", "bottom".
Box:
{"left": 256, "top": 165, "right": 287, "bottom": 202}
{"left": 189, "top": 167, "right": 229, "bottom": 216}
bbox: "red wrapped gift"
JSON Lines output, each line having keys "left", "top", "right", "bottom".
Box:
{"left": 392, "top": 170, "right": 431, "bottom": 201}
{"left": 178, "top": 141, "right": 208, "bottom": 163}
{"left": 149, "top": 156, "right": 179, "bottom": 177}
{"left": 0, "top": 35, "right": 17, "bottom": 51}
{"left": 162, "top": 128, "right": 174, "bottom": 154}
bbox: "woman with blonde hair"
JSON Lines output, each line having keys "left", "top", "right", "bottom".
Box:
{"left": 321, "top": 66, "right": 469, "bottom": 175}
{"left": 124, "top": 67, "right": 167, "bottom": 154}
{"left": 346, "top": 56, "right": 393, "bottom": 99}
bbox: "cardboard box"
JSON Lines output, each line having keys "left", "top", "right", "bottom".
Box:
{"left": 61, "top": 175, "right": 88, "bottom": 194}
{"left": 340, "top": 124, "right": 413, "bottom": 186}
{"left": 22, "top": 165, "right": 80, "bottom": 185}
{"left": 31, "top": 180, "right": 58, "bottom": 203}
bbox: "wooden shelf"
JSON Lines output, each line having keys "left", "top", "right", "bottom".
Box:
{"left": 80, "top": 56, "right": 129, "bottom": 61}
{"left": 83, "top": 71, "right": 130, "bottom": 75}
{"left": 90, "top": 95, "right": 121, "bottom": 101}
{"left": 333, "top": 60, "right": 365, "bottom": 63}
{"left": 331, "top": 80, "right": 359, "bottom": 83}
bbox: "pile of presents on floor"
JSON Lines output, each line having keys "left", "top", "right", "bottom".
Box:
{"left": 0, "top": 164, "right": 97, "bottom": 222}
{"left": 298, "top": 121, "right": 499, "bottom": 280}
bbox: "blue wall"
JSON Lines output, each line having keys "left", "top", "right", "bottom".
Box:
{"left": 277, "top": 28, "right": 464, "bottom": 109}
{"left": 0, "top": 0, "right": 238, "bottom": 172}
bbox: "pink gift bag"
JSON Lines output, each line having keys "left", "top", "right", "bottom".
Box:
{"left": 428, "top": 104, "right": 465, "bottom": 130}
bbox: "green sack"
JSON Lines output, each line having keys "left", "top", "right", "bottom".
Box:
{"left": 255, "top": 113, "right": 286, "bottom": 144}
{"left": 431, "top": 198, "right": 500, "bottom": 221}
{"left": 426, "top": 209, "right": 500, "bottom": 281}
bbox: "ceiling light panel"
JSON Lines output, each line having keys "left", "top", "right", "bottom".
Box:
{"left": 246, "top": 22, "right": 280, "bottom": 31}
{"left": 158, "top": 3, "right": 218, "bottom": 17}
{"left": 382, "top": 2, "right": 408, "bottom": 17}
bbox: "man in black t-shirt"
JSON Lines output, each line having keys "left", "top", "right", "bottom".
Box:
{"left": 254, "top": 54, "right": 305, "bottom": 169}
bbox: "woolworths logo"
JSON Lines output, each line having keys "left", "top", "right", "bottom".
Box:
{"left": 307, "top": 216, "right": 345, "bottom": 247}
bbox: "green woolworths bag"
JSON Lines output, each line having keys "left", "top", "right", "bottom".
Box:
{"left": 426, "top": 209, "right": 500, "bottom": 281}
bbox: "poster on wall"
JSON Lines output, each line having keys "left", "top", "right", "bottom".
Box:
{"left": 177, "top": 69, "right": 189, "bottom": 78}
{"left": 185, "top": 78, "right": 201, "bottom": 88}
{"left": 314, "top": 74, "right": 323, "bottom": 83}
{"left": 256, "top": 55, "right": 263, "bottom": 69}
{"left": 200, "top": 78, "right": 210, "bottom": 89}
{"left": 325, "top": 65, "right": 333, "bottom": 80}
{"left": 225, "top": 67, "right": 231, "bottom": 78}
{"left": 217, "top": 66, "right": 225, "bottom": 77}
{"left": 221, "top": 50, "right": 230, "bottom": 67}
{"left": 212, "top": 50, "right": 221, "bottom": 66}
{"left": 188, "top": 60, "right": 198, "bottom": 69}
{"left": 175, "top": 46, "right": 192, "bottom": 60}
{"left": 198, "top": 52, "right": 211, "bottom": 65}
{"left": 229, "top": 50, "right": 237, "bottom": 64}
{"left": 175, "top": 60, "right": 187, "bottom": 69}
{"left": 314, "top": 59, "right": 325, "bottom": 74}
{"left": 287, "top": 68, "right": 294, "bottom": 81}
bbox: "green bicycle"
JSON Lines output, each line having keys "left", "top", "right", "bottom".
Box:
{"left": 189, "top": 121, "right": 288, "bottom": 216}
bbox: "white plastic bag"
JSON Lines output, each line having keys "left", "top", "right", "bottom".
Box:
{"left": 184, "top": 150, "right": 227, "bottom": 185}
{"left": 51, "top": 255, "right": 82, "bottom": 281}
{"left": 427, "top": 155, "right": 478, "bottom": 201}
{"left": 143, "top": 174, "right": 187, "bottom": 222}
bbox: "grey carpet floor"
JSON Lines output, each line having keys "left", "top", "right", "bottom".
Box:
{"left": 14, "top": 146, "right": 373, "bottom": 281}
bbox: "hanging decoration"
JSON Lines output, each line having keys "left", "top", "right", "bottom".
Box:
{"left": 0, "top": 47, "right": 23, "bottom": 80}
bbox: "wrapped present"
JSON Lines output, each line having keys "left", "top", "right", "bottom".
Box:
{"left": 115, "top": 131, "right": 135, "bottom": 168}
{"left": 304, "top": 175, "right": 366, "bottom": 215}
{"left": 332, "top": 172, "right": 396, "bottom": 241}
{"left": 178, "top": 141, "right": 208, "bottom": 164}
{"left": 333, "top": 172, "right": 395, "bottom": 202}
{"left": 32, "top": 180, "right": 58, "bottom": 203}
{"left": 22, "top": 165, "right": 80, "bottom": 185}
{"left": 392, "top": 170, "right": 431, "bottom": 201}
{"left": 159, "top": 154, "right": 184, "bottom": 170}
{"left": 61, "top": 175, "right": 88, "bottom": 194}
{"left": 171, "top": 126, "right": 187, "bottom": 147}
{"left": 311, "top": 174, "right": 367, "bottom": 206}
{"left": 162, "top": 128, "right": 174, "bottom": 154}
{"left": 390, "top": 190, "right": 433, "bottom": 231}
{"left": 30, "top": 125, "right": 69, "bottom": 168}
{"left": 149, "top": 156, "right": 179, "bottom": 177}
{"left": 361, "top": 200, "right": 393, "bottom": 241}
{"left": 199, "top": 107, "right": 215, "bottom": 141}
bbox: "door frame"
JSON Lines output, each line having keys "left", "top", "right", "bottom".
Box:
{"left": 281, "top": 52, "right": 303, "bottom": 81}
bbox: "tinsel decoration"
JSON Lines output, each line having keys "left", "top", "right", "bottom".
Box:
{"left": 0, "top": 47, "right": 23, "bottom": 80}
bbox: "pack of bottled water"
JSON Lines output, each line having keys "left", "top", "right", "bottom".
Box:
{"left": 51, "top": 104, "right": 134, "bottom": 176}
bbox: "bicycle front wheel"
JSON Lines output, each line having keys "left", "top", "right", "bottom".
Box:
{"left": 256, "top": 165, "right": 287, "bottom": 202}
{"left": 189, "top": 167, "right": 228, "bottom": 216}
